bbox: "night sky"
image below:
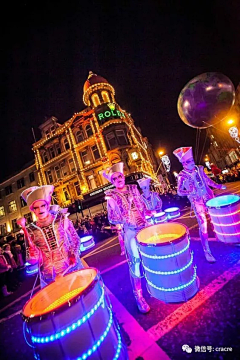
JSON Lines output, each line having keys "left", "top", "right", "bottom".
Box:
{"left": 1, "top": 1, "right": 240, "bottom": 182}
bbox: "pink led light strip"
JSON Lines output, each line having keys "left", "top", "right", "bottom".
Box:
{"left": 212, "top": 219, "right": 240, "bottom": 227}
{"left": 209, "top": 209, "right": 240, "bottom": 218}
{"left": 214, "top": 229, "right": 240, "bottom": 236}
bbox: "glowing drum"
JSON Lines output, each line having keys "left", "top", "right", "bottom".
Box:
{"left": 153, "top": 211, "right": 167, "bottom": 224}
{"left": 206, "top": 194, "right": 240, "bottom": 244}
{"left": 22, "top": 268, "right": 127, "bottom": 360}
{"left": 137, "top": 223, "right": 199, "bottom": 303}
{"left": 145, "top": 215, "right": 153, "bottom": 224}
{"left": 80, "top": 235, "right": 95, "bottom": 252}
{"left": 164, "top": 207, "right": 180, "bottom": 219}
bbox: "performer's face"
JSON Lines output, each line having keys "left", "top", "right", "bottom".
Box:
{"left": 111, "top": 172, "right": 125, "bottom": 189}
{"left": 141, "top": 185, "right": 150, "bottom": 197}
{"left": 32, "top": 200, "right": 50, "bottom": 220}
{"left": 182, "top": 157, "right": 195, "bottom": 171}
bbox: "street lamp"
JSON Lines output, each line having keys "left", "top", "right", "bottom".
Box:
{"left": 227, "top": 119, "right": 235, "bottom": 126}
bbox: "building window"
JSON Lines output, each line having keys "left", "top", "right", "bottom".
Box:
{"left": 17, "top": 178, "right": 25, "bottom": 189}
{"left": 24, "top": 213, "right": 33, "bottom": 225}
{"left": 49, "top": 147, "right": 55, "bottom": 159}
{"left": 68, "top": 158, "right": 76, "bottom": 173}
{"left": 80, "top": 149, "right": 91, "bottom": 166}
{"left": 101, "top": 91, "right": 110, "bottom": 103}
{"left": 20, "top": 196, "right": 27, "bottom": 207}
{"left": 46, "top": 170, "right": 53, "bottom": 183}
{"left": 99, "top": 170, "right": 109, "bottom": 185}
{"left": 74, "top": 181, "right": 81, "bottom": 196}
{"left": 91, "top": 145, "right": 100, "bottom": 160}
{"left": 54, "top": 166, "right": 61, "bottom": 180}
{"left": 116, "top": 129, "right": 128, "bottom": 145}
{"left": 60, "top": 161, "right": 68, "bottom": 177}
{"left": 0, "top": 206, "right": 5, "bottom": 217}
{"left": 85, "top": 125, "right": 93, "bottom": 138}
{"left": 75, "top": 129, "right": 84, "bottom": 143}
{"left": 12, "top": 219, "right": 20, "bottom": 232}
{"left": 63, "top": 187, "right": 70, "bottom": 201}
{"left": 0, "top": 223, "right": 7, "bottom": 236}
{"left": 45, "top": 129, "right": 50, "bottom": 138}
{"left": 92, "top": 93, "right": 100, "bottom": 107}
{"left": 8, "top": 200, "right": 17, "bottom": 213}
{"left": 64, "top": 138, "right": 70, "bottom": 150}
{"left": 88, "top": 175, "right": 97, "bottom": 190}
{"left": 42, "top": 151, "right": 49, "bottom": 163}
{"left": 106, "top": 132, "right": 118, "bottom": 149}
{"left": 29, "top": 172, "right": 35, "bottom": 182}
{"left": 5, "top": 185, "right": 13, "bottom": 196}
{"left": 55, "top": 143, "right": 61, "bottom": 155}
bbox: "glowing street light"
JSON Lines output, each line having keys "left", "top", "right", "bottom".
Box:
{"left": 227, "top": 119, "right": 235, "bottom": 126}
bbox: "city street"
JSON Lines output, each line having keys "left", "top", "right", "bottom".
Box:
{"left": 1, "top": 182, "right": 240, "bottom": 360}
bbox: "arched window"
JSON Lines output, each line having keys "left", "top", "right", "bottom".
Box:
{"left": 63, "top": 138, "right": 70, "bottom": 150}
{"left": 42, "top": 151, "right": 49, "bottom": 163}
{"left": 92, "top": 93, "right": 100, "bottom": 107}
{"left": 101, "top": 91, "right": 110, "bottom": 103}
{"left": 75, "top": 130, "right": 84, "bottom": 143}
{"left": 85, "top": 124, "right": 93, "bottom": 138}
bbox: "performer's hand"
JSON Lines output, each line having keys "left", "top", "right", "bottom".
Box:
{"left": 17, "top": 217, "right": 26, "bottom": 228}
{"left": 221, "top": 185, "right": 227, "bottom": 190}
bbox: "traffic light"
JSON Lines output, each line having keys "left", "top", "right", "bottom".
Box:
{"left": 74, "top": 200, "right": 82, "bottom": 213}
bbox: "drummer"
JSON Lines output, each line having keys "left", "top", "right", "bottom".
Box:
{"left": 17, "top": 185, "right": 85, "bottom": 288}
{"left": 137, "top": 178, "right": 162, "bottom": 215}
{"left": 173, "top": 147, "right": 226, "bottom": 263}
{"left": 103, "top": 162, "right": 150, "bottom": 313}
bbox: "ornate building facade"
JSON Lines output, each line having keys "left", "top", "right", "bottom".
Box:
{"left": 0, "top": 161, "right": 38, "bottom": 236}
{"left": 32, "top": 72, "right": 158, "bottom": 209}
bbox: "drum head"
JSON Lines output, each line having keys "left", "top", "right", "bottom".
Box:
{"left": 153, "top": 211, "right": 166, "bottom": 218}
{"left": 136, "top": 222, "right": 187, "bottom": 246}
{"left": 206, "top": 194, "right": 240, "bottom": 209}
{"left": 22, "top": 268, "right": 98, "bottom": 319}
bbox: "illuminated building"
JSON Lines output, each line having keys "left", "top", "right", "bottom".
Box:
{"left": 0, "top": 161, "right": 38, "bottom": 236}
{"left": 32, "top": 72, "right": 158, "bottom": 210}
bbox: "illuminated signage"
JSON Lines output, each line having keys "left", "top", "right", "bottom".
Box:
{"left": 95, "top": 103, "right": 125, "bottom": 123}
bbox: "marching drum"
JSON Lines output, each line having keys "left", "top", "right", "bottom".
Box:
{"left": 206, "top": 194, "right": 240, "bottom": 244}
{"left": 136, "top": 223, "right": 199, "bottom": 303}
{"left": 22, "top": 268, "right": 127, "bottom": 360}
{"left": 164, "top": 207, "right": 181, "bottom": 219}
{"left": 80, "top": 235, "right": 95, "bottom": 252}
{"left": 153, "top": 211, "right": 167, "bottom": 224}
{"left": 25, "top": 261, "right": 39, "bottom": 276}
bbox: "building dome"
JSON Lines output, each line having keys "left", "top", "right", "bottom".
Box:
{"left": 83, "top": 71, "right": 109, "bottom": 93}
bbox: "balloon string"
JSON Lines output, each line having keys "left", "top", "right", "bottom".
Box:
{"left": 195, "top": 128, "right": 201, "bottom": 163}
{"left": 199, "top": 129, "right": 208, "bottom": 164}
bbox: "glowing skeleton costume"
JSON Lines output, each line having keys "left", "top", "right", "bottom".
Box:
{"left": 18, "top": 186, "right": 84, "bottom": 288}
{"left": 103, "top": 163, "right": 150, "bottom": 313}
{"left": 173, "top": 147, "right": 224, "bottom": 262}
{"left": 137, "top": 178, "right": 162, "bottom": 212}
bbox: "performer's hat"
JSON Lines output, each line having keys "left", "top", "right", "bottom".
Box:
{"left": 21, "top": 186, "right": 39, "bottom": 202}
{"left": 103, "top": 162, "right": 124, "bottom": 183}
{"left": 173, "top": 147, "right": 193, "bottom": 163}
{"left": 137, "top": 178, "right": 151, "bottom": 188}
{"left": 24, "top": 185, "right": 54, "bottom": 210}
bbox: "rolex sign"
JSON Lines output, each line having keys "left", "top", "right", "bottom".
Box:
{"left": 95, "top": 103, "right": 125, "bottom": 124}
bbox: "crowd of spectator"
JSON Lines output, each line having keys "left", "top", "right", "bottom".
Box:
{"left": 0, "top": 234, "right": 26, "bottom": 297}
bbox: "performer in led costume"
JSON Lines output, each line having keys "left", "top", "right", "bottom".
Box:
{"left": 103, "top": 162, "right": 150, "bottom": 313}
{"left": 17, "top": 185, "right": 84, "bottom": 288}
{"left": 137, "top": 178, "right": 162, "bottom": 213}
{"left": 173, "top": 147, "right": 226, "bottom": 263}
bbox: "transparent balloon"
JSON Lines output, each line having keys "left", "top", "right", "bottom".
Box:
{"left": 177, "top": 72, "right": 235, "bottom": 129}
